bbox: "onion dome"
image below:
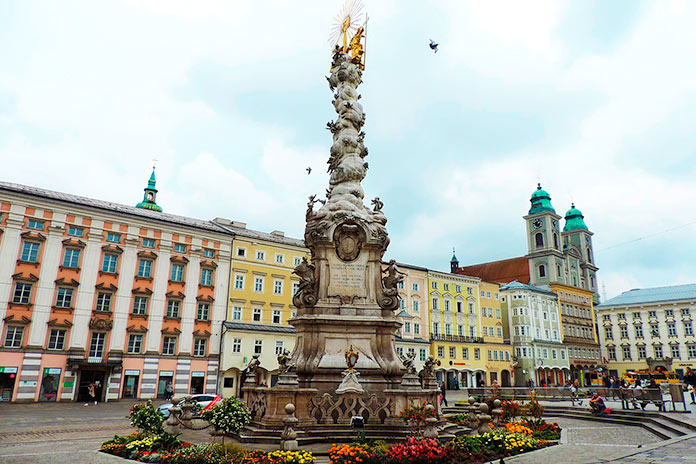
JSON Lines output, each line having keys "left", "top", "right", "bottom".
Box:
{"left": 529, "top": 183, "right": 555, "bottom": 214}
{"left": 563, "top": 203, "right": 588, "bottom": 231}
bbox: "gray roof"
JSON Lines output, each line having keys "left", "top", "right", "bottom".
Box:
{"left": 214, "top": 222, "right": 305, "bottom": 248}
{"left": 0, "top": 181, "right": 231, "bottom": 235}
{"left": 223, "top": 321, "right": 297, "bottom": 334}
{"left": 500, "top": 280, "right": 557, "bottom": 297}
{"left": 598, "top": 284, "right": 696, "bottom": 308}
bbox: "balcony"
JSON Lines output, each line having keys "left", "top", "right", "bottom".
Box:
{"left": 430, "top": 334, "right": 483, "bottom": 343}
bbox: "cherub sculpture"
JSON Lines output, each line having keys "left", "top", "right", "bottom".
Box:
{"left": 277, "top": 349, "right": 295, "bottom": 374}
{"left": 381, "top": 259, "right": 406, "bottom": 296}
{"left": 400, "top": 350, "right": 417, "bottom": 375}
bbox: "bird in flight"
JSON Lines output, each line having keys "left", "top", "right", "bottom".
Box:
{"left": 429, "top": 39, "right": 439, "bottom": 53}
{"left": 306, "top": 167, "right": 312, "bottom": 175}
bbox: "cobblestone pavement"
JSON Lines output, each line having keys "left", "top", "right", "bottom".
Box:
{"left": 600, "top": 435, "right": 696, "bottom": 463}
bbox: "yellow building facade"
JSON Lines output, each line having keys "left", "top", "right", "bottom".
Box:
{"left": 479, "top": 281, "right": 514, "bottom": 387}
{"left": 214, "top": 220, "right": 309, "bottom": 396}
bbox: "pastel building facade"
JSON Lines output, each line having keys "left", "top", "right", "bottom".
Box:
{"left": 0, "top": 178, "right": 232, "bottom": 402}
{"left": 596, "top": 284, "right": 696, "bottom": 379}
{"left": 215, "top": 220, "right": 308, "bottom": 397}
{"left": 394, "top": 263, "right": 430, "bottom": 373}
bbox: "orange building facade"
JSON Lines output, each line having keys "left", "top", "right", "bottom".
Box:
{"left": 0, "top": 181, "right": 233, "bottom": 402}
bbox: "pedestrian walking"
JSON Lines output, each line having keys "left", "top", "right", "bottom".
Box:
{"left": 440, "top": 382, "right": 448, "bottom": 407}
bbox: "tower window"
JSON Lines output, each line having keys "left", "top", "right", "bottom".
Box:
{"left": 538, "top": 265, "right": 546, "bottom": 278}
{"left": 535, "top": 233, "right": 544, "bottom": 248}
{"left": 553, "top": 233, "right": 558, "bottom": 249}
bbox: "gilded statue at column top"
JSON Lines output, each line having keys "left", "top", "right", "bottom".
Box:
{"left": 330, "top": 0, "right": 367, "bottom": 69}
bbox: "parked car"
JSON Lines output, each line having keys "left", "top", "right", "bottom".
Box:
{"left": 157, "top": 394, "right": 217, "bottom": 418}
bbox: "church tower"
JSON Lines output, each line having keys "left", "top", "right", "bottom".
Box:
{"left": 450, "top": 248, "right": 459, "bottom": 273}
{"left": 562, "top": 203, "right": 599, "bottom": 301}
{"left": 135, "top": 169, "right": 163, "bottom": 212}
{"left": 524, "top": 184, "right": 564, "bottom": 285}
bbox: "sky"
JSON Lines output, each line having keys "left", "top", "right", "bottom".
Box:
{"left": 1, "top": 0, "right": 695, "bottom": 301}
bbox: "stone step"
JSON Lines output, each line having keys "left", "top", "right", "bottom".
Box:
{"left": 542, "top": 410, "right": 681, "bottom": 440}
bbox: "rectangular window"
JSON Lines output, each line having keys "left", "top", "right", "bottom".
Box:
{"left": 420, "top": 348, "right": 427, "bottom": 361}
{"left": 468, "top": 302, "right": 474, "bottom": 313}
{"left": 236, "top": 247, "right": 246, "bottom": 257}
{"left": 620, "top": 326, "right": 629, "bottom": 338}
{"left": 55, "top": 287, "right": 73, "bottom": 308}
{"left": 432, "top": 298, "right": 438, "bottom": 310}
{"left": 21, "top": 242, "right": 40, "bottom": 262}
{"left": 455, "top": 285, "right": 461, "bottom": 293}
{"left": 685, "top": 322, "right": 693, "bottom": 336}
{"left": 132, "top": 296, "right": 149, "bottom": 315}
{"left": 414, "top": 323, "right": 420, "bottom": 335}
{"left": 443, "top": 283, "right": 449, "bottom": 291}
{"left": 412, "top": 283, "right": 419, "bottom": 291}
{"left": 651, "top": 324, "right": 659, "bottom": 337}
{"left": 127, "top": 334, "right": 143, "bottom": 354}
{"left": 293, "top": 256, "right": 302, "bottom": 266}
{"left": 203, "top": 248, "right": 215, "bottom": 258}
{"left": 88, "top": 332, "right": 106, "bottom": 358}
{"left": 162, "top": 336, "right": 177, "bottom": 355}
{"left": 665, "top": 309, "right": 673, "bottom": 317}
{"left": 671, "top": 345, "right": 680, "bottom": 359}
{"left": 432, "top": 282, "right": 437, "bottom": 289}
{"left": 27, "top": 219, "right": 44, "bottom": 230}
{"left": 445, "top": 323, "right": 451, "bottom": 335}
{"left": 433, "top": 322, "right": 439, "bottom": 335}
{"left": 552, "top": 349, "right": 557, "bottom": 359}
{"left": 681, "top": 308, "right": 690, "bottom": 316}
{"left": 170, "top": 264, "right": 184, "bottom": 282}
{"left": 649, "top": 311, "right": 657, "bottom": 318}
{"left": 197, "top": 303, "right": 210, "bottom": 321}
{"left": 654, "top": 345, "right": 663, "bottom": 359}
{"left": 275, "top": 254, "right": 284, "bottom": 264}
{"left": 496, "top": 308, "right": 501, "bottom": 318}
{"left": 106, "top": 232, "right": 121, "bottom": 243}
{"left": 256, "top": 250, "right": 266, "bottom": 261}
{"left": 253, "top": 308, "right": 262, "bottom": 322}
{"left": 67, "top": 225, "right": 83, "bottom": 237}
{"left": 102, "top": 253, "right": 118, "bottom": 273}
{"left": 96, "top": 292, "right": 112, "bottom": 312}
{"left": 462, "top": 347, "right": 469, "bottom": 359}
{"left": 437, "top": 346, "right": 444, "bottom": 357}
{"left": 273, "top": 310, "right": 281, "bottom": 324}
{"left": 497, "top": 327, "right": 503, "bottom": 337}
{"left": 605, "top": 327, "right": 613, "bottom": 339}
{"left": 635, "top": 325, "right": 644, "bottom": 338}
{"left": 292, "top": 281, "right": 300, "bottom": 295}
{"left": 233, "top": 306, "right": 242, "bottom": 320}
{"left": 62, "top": 248, "right": 80, "bottom": 268}
{"left": 174, "top": 243, "right": 187, "bottom": 253}
{"left": 193, "top": 338, "right": 207, "bottom": 356}
{"left": 200, "top": 268, "right": 213, "bottom": 286}
{"left": 275, "top": 340, "right": 284, "bottom": 355}
{"left": 668, "top": 323, "right": 677, "bottom": 337}
{"left": 142, "top": 238, "right": 156, "bottom": 248}
{"left": 458, "top": 325, "right": 464, "bottom": 336}
{"left": 607, "top": 347, "right": 616, "bottom": 360}
{"left": 449, "top": 347, "right": 456, "bottom": 358}
{"left": 137, "top": 259, "right": 153, "bottom": 278}
{"left": 166, "top": 300, "right": 180, "bottom": 319}
{"left": 48, "top": 329, "right": 66, "bottom": 350}
{"left": 234, "top": 274, "right": 245, "bottom": 290}
{"left": 254, "top": 277, "right": 264, "bottom": 292}
{"left": 413, "top": 301, "right": 419, "bottom": 311}
{"left": 4, "top": 326, "right": 23, "bottom": 348}
{"left": 13, "top": 282, "right": 32, "bottom": 304}
{"left": 232, "top": 338, "right": 242, "bottom": 353}
{"left": 467, "top": 287, "right": 473, "bottom": 295}
{"left": 273, "top": 279, "right": 283, "bottom": 295}
{"left": 400, "top": 299, "right": 406, "bottom": 310}
{"left": 483, "top": 327, "right": 488, "bottom": 336}
{"left": 688, "top": 345, "right": 696, "bottom": 359}
{"left": 638, "top": 346, "right": 646, "bottom": 359}
{"left": 396, "top": 346, "right": 404, "bottom": 357}
{"left": 254, "top": 339, "right": 262, "bottom": 354}
{"left": 404, "top": 322, "right": 411, "bottom": 332}
{"left": 397, "top": 281, "right": 405, "bottom": 289}
{"left": 474, "top": 348, "right": 480, "bottom": 360}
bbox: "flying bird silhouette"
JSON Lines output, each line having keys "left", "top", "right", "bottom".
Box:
{"left": 306, "top": 167, "right": 312, "bottom": 175}
{"left": 429, "top": 39, "right": 439, "bottom": 53}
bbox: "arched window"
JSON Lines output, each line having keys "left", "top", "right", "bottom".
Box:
{"left": 557, "top": 264, "right": 562, "bottom": 278}
{"left": 553, "top": 233, "right": 559, "bottom": 249}
{"left": 535, "top": 233, "right": 544, "bottom": 248}
{"left": 538, "top": 264, "right": 546, "bottom": 278}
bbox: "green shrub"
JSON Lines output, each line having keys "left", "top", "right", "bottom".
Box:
{"left": 129, "top": 400, "right": 165, "bottom": 435}
{"left": 200, "top": 397, "right": 251, "bottom": 435}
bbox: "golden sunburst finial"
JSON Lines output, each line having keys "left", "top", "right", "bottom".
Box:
{"left": 329, "top": 0, "right": 365, "bottom": 53}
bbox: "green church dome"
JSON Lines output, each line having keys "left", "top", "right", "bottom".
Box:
{"left": 529, "top": 183, "right": 555, "bottom": 214}
{"left": 563, "top": 203, "right": 588, "bottom": 231}
{"left": 136, "top": 169, "right": 163, "bottom": 212}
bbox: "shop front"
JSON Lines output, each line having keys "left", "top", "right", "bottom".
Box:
{"left": 190, "top": 372, "right": 205, "bottom": 394}
{"left": 0, "top": 366, "right": 18, "bottom": 402}
{"left": 39, "top": 367, "right": 62, "bottom": 402}
{"left": 122, "top": 370, "right": 141, "bottom": 399}
{"left": 68, "top": 358, "right": 121, "bottom": 403}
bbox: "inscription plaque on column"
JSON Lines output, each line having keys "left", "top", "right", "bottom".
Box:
{"left": 327, "top": 253, "right": 368, "bottom": 298}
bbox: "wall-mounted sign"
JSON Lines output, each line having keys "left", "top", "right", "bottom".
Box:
{"left": 191, "top": 372, "right": 205, "bottom": 377}
{"left": 159, "top": 371, "right": 174, "bottom": 376}
{"left": 43, "top": 368, "right": 62, "bottom": 375}
{"left": 20, "top": 381, "right": 37, "bottom": 387}
{"left": 124, "top": 370, "right": 140, "bottom": 376}
{"left": 0, "top": 367, "right": 18, "bottom": 374}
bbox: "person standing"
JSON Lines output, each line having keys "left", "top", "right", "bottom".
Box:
{"left": 684, "top": 368, "right": 696, "bottom": 404}
{"left": 85, "top": 382, "right": 96, "bottom": 406}
{"left": 165, "top": 381, "right": 174, "bottom": 401}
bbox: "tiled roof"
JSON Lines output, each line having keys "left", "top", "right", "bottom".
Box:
{"left": 395, "top": 310, "right": 413, "bottom": 318}
{"left": 598, "top": 284, "right": 696, "bottom": 308}
{"left": 500, "top": 280, "right": 557, "bottom": 296}
{"left": 456, "top": 256, "right": 530, "bottom": 284}
{"left": 0, "top": 181, "right": 231, "bottom": 235}
{"left": 223, "top": 321, "right": 297, "bottom": 334}
{"left": 214, "top": 222, "right": 305, "bottom": 248}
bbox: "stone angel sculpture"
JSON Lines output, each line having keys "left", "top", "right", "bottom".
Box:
{"left": 400, "top": 350, "right": 417, "bottom": 375}
{"left": 277, "top": 349, "right": 296, "bottom": 374}
{"left": 381, "top": 259, "right": 406, "bottom": 297}
{"left": 292, "top": 256, "right": 318, "bottom": 308}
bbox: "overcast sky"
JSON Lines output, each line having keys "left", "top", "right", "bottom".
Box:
{"left": 2, "top": 1, "right": 695, "bottom": 300}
